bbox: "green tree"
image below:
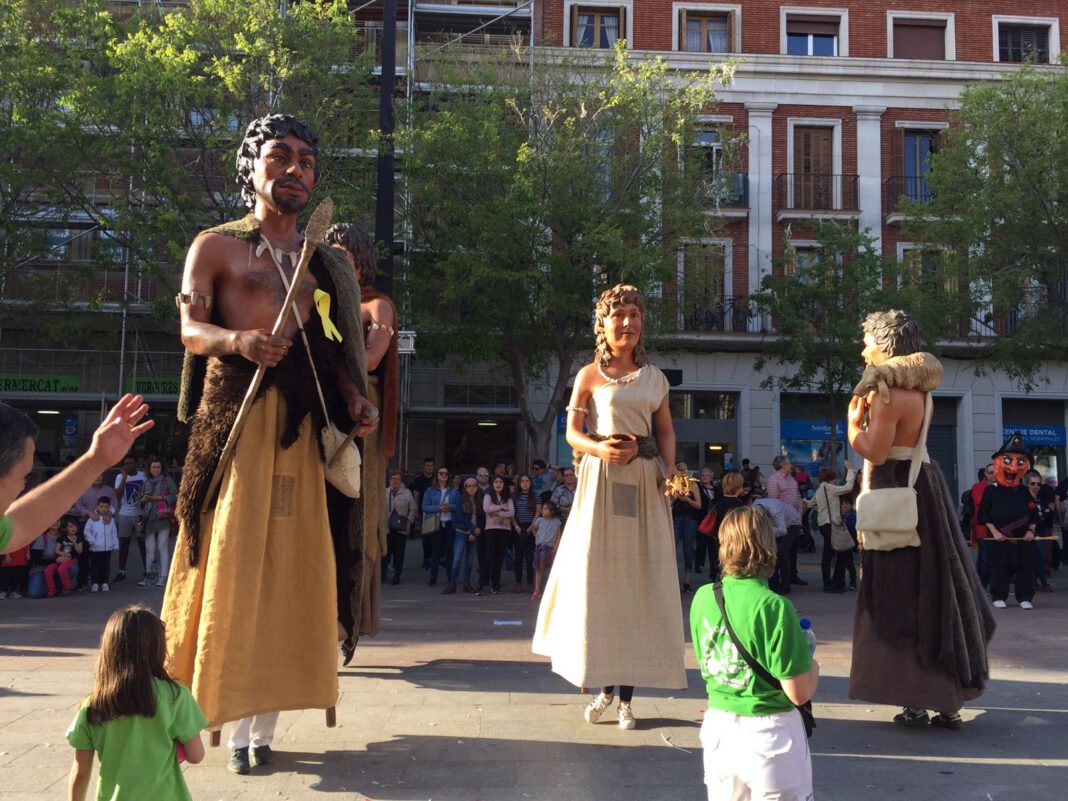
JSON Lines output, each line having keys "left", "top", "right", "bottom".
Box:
{"left": 0, "top": 0, "right": 116, "bottom": 340}
{"left": 752, "top": 222, "right": 910, "bottom": 464}
{"left": 906, "top": 65, "right": 1068, "bottom": 387}
{"left": 2, "top": 0, "right": 376, "bottom": 339}
{"left": 404, "top": 44, "right": 736, "bottom": 458}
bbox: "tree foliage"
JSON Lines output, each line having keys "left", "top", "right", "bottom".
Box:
{"left": 403, "top": 44, "right": 736, "bottom": 456}
{"left": 906, "top": 65, "right": 1068, "bottom": 387}
{"left": 752, "top": 222, "right": 911, "bottom": 460}
{"left": 1, "top": 0, "right": 376, "bottom": 340}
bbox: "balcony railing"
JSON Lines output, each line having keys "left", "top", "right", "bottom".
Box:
{"left": 681, "top": 294, "right": 754, "bottom": 334}
{"left": 708, "top": 171, "right": 748, "bottom": 209}
{"left": 774, "top": 174, "right": 859, "bottom": 212}
{"left": 883, "top": 175, "right": 933, "bottom": 210}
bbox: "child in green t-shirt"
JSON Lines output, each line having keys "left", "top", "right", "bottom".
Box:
{"left": 690, "top": 506, "right": 820, "bottom": 801}
{"left": 67, "top": 605, "right": 207, "bottom": 801}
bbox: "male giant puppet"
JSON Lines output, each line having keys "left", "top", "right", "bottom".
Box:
{"left": 847, "top": 310, "right": 995, "bottom": 730}
{"left": 161, "top": 115, "right": 377, "bottom": 775}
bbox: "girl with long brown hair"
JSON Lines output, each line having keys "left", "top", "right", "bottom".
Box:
{"left": 67, "top": 605, "right": 206, "bottom": 800}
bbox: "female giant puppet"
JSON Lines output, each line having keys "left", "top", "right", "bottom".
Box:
{"left": 847, "top": 310, "right": 995, "bottom": 729}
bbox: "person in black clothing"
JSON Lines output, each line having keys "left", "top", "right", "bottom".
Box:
{"left": 409, "top": 457, "right": 436, "bottom": 570}
{"left": 694, "top": 468, "right": 717, "bottom": 575}
{"left": 707, "top": 471, "right": 747, "bottom": 582}
{"left": 978, "top": 433, "right": 1040, "bottom": 609}
{"left": 1025, "top": 469, "right": 1057, "bottom": 592}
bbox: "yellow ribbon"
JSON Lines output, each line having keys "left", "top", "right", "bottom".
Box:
{"left": 314, "top": 289, "right": 343, "bottom": 343}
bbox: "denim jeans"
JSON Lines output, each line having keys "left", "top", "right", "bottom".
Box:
{"left": 451, "top": 529, "right": 477, "bottom": 585}
{"left": 674, "top": 516, "right": 697, "bottom": 572}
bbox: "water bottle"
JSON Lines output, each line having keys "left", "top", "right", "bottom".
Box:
{"left": 800, "top": 618, "right": 817, "bottom": 656}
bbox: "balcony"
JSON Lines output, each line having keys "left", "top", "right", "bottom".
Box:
{"left": 706, "top": 171, "right": 749, "bottom": 218}
{"left": 774, "top": 174, "right": 859, "bottom": 222}
{"left": 883, "top": 175, "right": 933, "bottom": 224}
{"left": 351, "top": 22, "right": 410, "bottom": 76}
{"left": 413, "top": 32, "right": 531, "bottom": 84}
{"left": 681, "top": 294, "right": 754, "bottom": 334}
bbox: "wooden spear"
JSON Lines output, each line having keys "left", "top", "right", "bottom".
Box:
{"left": 204, "top": 197, "right": 334, "bottom": 505}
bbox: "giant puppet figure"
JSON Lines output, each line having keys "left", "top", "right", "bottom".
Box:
{"left": 161, "top": 114, "right": 377, "bottom": 773}
{"left": 847, "top": 310, "right": 994, "bottom": 730}
{"left": 978, "top": 432, "right": 1040, "bottom": 609}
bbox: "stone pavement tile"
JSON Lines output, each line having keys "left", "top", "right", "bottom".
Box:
{"left": 0, "top": 743, "right": 68, "bottom": 793}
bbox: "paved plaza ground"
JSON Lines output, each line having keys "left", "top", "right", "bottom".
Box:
{"left": 1, "top": 549, "right": 1066, "bottom": 800}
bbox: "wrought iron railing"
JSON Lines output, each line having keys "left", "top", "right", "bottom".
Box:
{"left": 883, "top": 175, "right": 933, "bottom": 209}
{"left": 773, "top": 173, "right": 859, "bottom": 211}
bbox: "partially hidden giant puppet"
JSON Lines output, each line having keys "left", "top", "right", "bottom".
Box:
{"left": 161, "top": 115, "right": 376, "bottom": 768}
{"left": 978, "top": 432, "right": 1040, "bottom": 608}
{"left": 847, "top": 310, "right": 995, "bottom": 730}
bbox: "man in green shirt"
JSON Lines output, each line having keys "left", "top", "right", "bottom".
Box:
{"left": 0, "top": 398, "right": 153, "bottom": 555}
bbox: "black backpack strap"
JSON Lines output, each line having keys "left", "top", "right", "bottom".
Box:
{"left": 712, "top": 582, "right": 782, "bottom": 690}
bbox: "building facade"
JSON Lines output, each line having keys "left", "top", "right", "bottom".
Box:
{"left": 3, "top": 1, "right": 1066, "bottom": 494}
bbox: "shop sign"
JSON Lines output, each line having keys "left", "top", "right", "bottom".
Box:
{"left": 125, "top": 376, "right": 181, "bottom": 395}
{"left": 1002, "top": 425, "right": 1066, "bottom": 446}
{"left": 780, "top": 419, "right": 846, "bottom": 440}
{"left": 0, "top": 374, "right": 80, "bottom": 393}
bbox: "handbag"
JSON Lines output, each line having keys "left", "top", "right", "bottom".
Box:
{"left": 698, "top": 508, "right": 718, "bottom": 536}
{"left": 156, "top": 499, "right": 175, "bottom": 521}
{"left": 388, "top": 509, "right": 409, "bottom": 533}
{"left": 823, "top": 484, "right": 853, "bottom": 552}
{"left": 855, "top": 392, "right": 932, "bottom": 548}
{"left": 271, "top": 257, "right": 362, "bottom": 499}
{"left": 421, "top": 513, "right": 440, "bottom": 536}
{"left": 712, "top": 582, "right": 815, "bottom": 738}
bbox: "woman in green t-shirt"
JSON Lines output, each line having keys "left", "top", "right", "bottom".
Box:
{"left": 690, "top": 507, "right": 820, "bottom": 801}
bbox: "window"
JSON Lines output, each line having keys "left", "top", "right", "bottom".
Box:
{"left": 669, "top": 391, "right": 736, "bottom": 420}
{"left": 792, "top": 126, "right": 834, "bottom": 208}
{"left": 893, "top": 129, "right": 940, "bottom": 203}
{"left": 693, "top": 129, "right": 722, "bottom": 179}
{"left": 892, "top": 18, "right": 947, "bottom": 60}
{"left": 785, "top": 15, "right": 840, "bottom": 56}
{"left": 785, "top": 246, "right": 817, "bottom": 281}
{"left": 999, "top": 25, "right": 1050, "bottom": 63}
{"left": 679, "top": 242, "right": 726, "bottom": 331}
{"left": 902, "top": 246, "right": 956, "bottom": 295}
{"left": 571, "top": 6, "right": 625, "bottom": 48}
{"left": 679, "top": 10, "right": 732, "bottom": 53}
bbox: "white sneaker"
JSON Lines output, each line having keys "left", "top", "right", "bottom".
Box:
{"left": 1020, "top": 601, "right": 1034, "bottom": 610}
{"left": 584, "top": 692, "right": 614, "bottom": 724}
{"left": 136, "top": 576, "right": 149, "bottom": 587}
{"left": 101, "top": 583, "right": 110, "bottom": 593}
{"left": 8, "top": 591, "right": 20, "bottom": 599}
{"left": 993, "top": 600, "right": 1007, "bottom": 609}
{"left": 0, "top": 591, "right": 7, "bottom": 599}
{"left": 91, "top": 584, "right": 100, "bottom": 593}
{"left": 618, "top": 702, "right": 636, "bottom": 730}
{"left": 155, "top": 576, "right": 167, "bottom": 587}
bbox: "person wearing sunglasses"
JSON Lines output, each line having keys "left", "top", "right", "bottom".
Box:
{"left": 1025, "top": 469, "right": 1057, "bottom": 593}
{"left": 421, "top": 468, "right": 459, "bottom": 587}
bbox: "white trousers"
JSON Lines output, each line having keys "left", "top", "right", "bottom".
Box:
{"left": 227, "top": 712, "right": 280, "bottom": 750}
{"left": 701, "top": 707, "right": 813, "bottom": 801}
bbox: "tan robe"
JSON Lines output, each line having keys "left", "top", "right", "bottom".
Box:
{"left": 533, "top": 366, "right": 687, "bottom": 690}
{"left": 162, "top": 388, "right": 338, "bottom": 727}
{"left": 357, "top": 376, "right": 386, "bottom": 637}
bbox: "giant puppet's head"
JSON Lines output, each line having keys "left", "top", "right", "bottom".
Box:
{"left": 235, "top": 114, "right": 321, "bottom": 212}
{"left": 861, "top": 310, "right": 921, "bottom": 367}
{"left": 991, "top": 431, "right": 1033, "bottom": 488}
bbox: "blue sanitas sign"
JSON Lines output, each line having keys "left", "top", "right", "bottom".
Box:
{"left": 780, "top": 419, "right": 846, "bottom": 440}
{"left": 1002, "top": 426, "right": 1066, "bottom": 446}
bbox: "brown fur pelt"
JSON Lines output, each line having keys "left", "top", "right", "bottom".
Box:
{"left": 853, "top": 351, "right": 943, "bottom": 404}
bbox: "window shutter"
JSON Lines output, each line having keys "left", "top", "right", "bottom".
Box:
{"left": 570, "top": 4, "right": 579, "bottom": 47}
{"left": 619, "top": 8, "right": 627, "bottom": 45}
{"left": 786, "top": 16, "right": 839, "bottom": 36}
{"left": 726, "top": 9, "right": 736, "bottom": 52}
{"left": 679, "top": 9, "right": 687, "bottom": 50}
{"left": 893, "top": 21, "right": 946, "bottom": 60}
{"left": 892, "top": 128, "right": 905, "bottom": 180}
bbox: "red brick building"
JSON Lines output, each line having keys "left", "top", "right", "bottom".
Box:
{"left": 387, "top": 2, "right": 1068, "bottom": 487}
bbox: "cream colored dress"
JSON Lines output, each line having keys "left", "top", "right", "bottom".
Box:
{"left": 532, "top": 365, "right": 687, "bottom": 690}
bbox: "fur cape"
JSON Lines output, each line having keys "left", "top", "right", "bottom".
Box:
{"left": 853, "top": 351, "right": 943, "bottom": 403}
{"left": 174, "top": 214, "right": 368, "bottom": 642}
